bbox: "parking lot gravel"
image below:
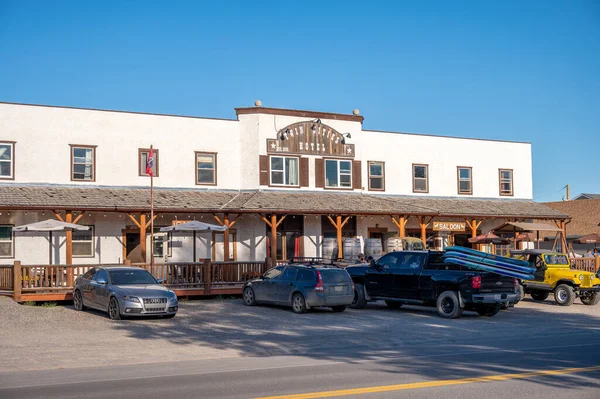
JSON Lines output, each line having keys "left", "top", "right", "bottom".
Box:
{"left": 1, "top": 295, "right": 599, "bottom": 372}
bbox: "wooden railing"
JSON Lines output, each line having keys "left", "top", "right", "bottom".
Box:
{"left": 7, "top": 259, "right": 268, "bottom": 301}
{"left": 570, "top": 257, "right": 600, "bottom": 273}
{"left": 0, "top": 266, "right": 13, "bottom": 290}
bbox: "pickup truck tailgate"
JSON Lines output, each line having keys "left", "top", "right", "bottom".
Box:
{"left": 479, "top": 274, "right": 515, "bottom": 293}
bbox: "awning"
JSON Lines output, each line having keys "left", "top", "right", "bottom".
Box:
{"left": 492, "top": 222, "right": 562, "bottom": 233}
{"left": 0, "top": 185, "right": 569, "bottom": 219}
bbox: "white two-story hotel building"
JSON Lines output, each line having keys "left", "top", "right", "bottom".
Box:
{"left": 0, "top": 101, "right": 566, "bottom": 266}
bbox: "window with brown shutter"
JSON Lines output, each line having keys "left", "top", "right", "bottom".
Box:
{"left": 259, "top": 155, "right": 269, "bottom": 186}
{"left": 300, "top": 158, "right": 309, "bottom": 187}
{"left": 315, "top": 158, "right": 324, "bottom": 188}
{"left": 353, "top": 160, "right": 362, "bottom": 190}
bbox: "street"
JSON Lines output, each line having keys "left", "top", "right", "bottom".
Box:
{"left": 1, "top": 297, "right": 599, "bottom": 398}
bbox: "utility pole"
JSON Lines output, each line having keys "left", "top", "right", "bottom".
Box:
{"left": 563, "top": 184, "right": 570, "bottom": 201}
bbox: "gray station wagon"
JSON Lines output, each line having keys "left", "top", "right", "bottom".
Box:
{"left": 73, "top": 266, "right": 178, "bottom": 320}
{"left": 242, "top": 264, "right": 354, "bottom": 313}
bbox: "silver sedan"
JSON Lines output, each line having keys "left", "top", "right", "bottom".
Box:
{"left": 73, "top": 266, "right": 178, "bottom": 320}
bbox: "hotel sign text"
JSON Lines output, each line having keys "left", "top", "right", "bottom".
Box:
{"left": 267, "top": 121, "right": 355, "bottom": 158}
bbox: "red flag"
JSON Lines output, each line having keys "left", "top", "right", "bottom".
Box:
{"left": 146, "top": 148, "right": 154, "bottom": 177}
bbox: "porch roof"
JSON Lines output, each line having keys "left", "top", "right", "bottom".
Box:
{"left": 0, "top": 185, "right": 568, "bottom": 219}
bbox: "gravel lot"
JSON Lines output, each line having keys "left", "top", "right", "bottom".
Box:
{"left": 1, "top": 295, "right": 599, "bottom": 372}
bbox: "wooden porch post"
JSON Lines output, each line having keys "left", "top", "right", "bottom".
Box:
{"left": 595, "top": 256, "right": 600, "bottom": 274}
{"left": 260, "top": 214, "right": 287, "bottom": 267}
{"left": 419, "top": 217, "right": 433, "bottom": 248}
{"left": 214, "top": 213, "right": 240, "bottom": 261}
{"left": 327, "top": 215, "right": 351, "bottom": 260}
{"left": 390, "top": 215, "right": 407, "bottom": 237}
{"left": 13, "top": 260, "right": 21, "bottom": 302}
{"left": 465, "top": 219, "right": 483, "bottom": 250}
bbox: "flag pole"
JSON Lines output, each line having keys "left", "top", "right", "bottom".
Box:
{"left": 150, "top": 144, "right": 154, "bottom": 268}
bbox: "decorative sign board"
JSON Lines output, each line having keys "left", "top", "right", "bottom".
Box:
{"left": 433, "top": 222, "right": 466, "bottom": 232}
{"left": 267, "top": 121, "right": 355, "bottom": 158}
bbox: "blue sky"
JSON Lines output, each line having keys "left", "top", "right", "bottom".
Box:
{"left": 0, "top": 0, "right": 598, "bottom": 201}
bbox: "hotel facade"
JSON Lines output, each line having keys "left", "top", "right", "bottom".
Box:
{"left": 0, "top": 101, "right": 566, "bottom": 266}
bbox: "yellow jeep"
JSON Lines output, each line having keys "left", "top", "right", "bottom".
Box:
{"left": 511, "top": 249, "right": 600, "bottom": 306}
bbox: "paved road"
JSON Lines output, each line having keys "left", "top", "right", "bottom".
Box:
{"left": 1, "top": 298, "right": 599, "bottom": 398}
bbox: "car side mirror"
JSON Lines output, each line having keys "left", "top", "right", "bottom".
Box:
{"left": 156, "top": 278, "right": 164, "bottom": 284}
{"left": 96, "top": 279, "right": 107, "bottom": 285}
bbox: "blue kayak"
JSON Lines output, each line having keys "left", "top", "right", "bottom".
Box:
{"left": 444, "top": 256, "right": 534, "bottom": 280}
{"left": 443, "top": 251, "right": 536, "bottom": 274}
{"left": 444, "top": 246, "right": 530, "bottom": 267}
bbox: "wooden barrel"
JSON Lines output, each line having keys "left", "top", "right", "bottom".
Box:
{"left": 343, "top": 237, "right": 362, "bottom": 260}
{"left": 386, "top": 237, "right": 404, "bottom": 252}
{"left": 322, "top": 237, "right": 339, "bottom": 261}
{"left": 364, "top": 238, "right": 383, "bottom": 259}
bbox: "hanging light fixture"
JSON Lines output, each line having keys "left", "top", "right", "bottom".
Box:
{"left": 340, "top": 133, "right": 352, "bottom": 145}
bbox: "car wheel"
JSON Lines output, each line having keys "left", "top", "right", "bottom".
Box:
{"left": 350, "top": 284, "right": 367, "bottom": 309}
{"left": 580, "top": 292, "right": 600, "bottom": 306}
{"left": 530, "top": 290, "right": 549, "bottom": 301}
{"left": 292, "top": 293, "right": 307, "bottom": 314}
{"left": 243, "top": 287, "right": 257, "bottom": 306}
{"left": 554, "top": 284, "right": 575, "bottom": 306}
{"left": 476, "top": 305, "right": 501, "bottom": 317}
{"left": 108, "top": 297, "right": 122, "bottom": 320}
{"left": 385, "top": 300, "right": 403, "bottom": 310}
{"left": 436, "top": 291, "right": 464, "bottom": 319}
{"left": 73, "top": 290, "right": 86, "bottom": 311}
{"left": 331, "top": 305, "right": 346, "bottom": 312}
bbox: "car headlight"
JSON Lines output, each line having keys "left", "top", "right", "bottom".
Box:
{"left": 591, "top": 274, "right": 595, "bottom": 281}
{"left": 169, "top": 295, "right": 178, "bottom": 304}
{"left": 579, "top": 274, "right": 584, "bottom": 281}
{"left": 122, "top": 295, "right": 140, "bottom": 303}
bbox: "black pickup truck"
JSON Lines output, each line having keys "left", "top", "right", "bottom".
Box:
{"left": 345, "top": 250, "right": 519, "bottom": 318}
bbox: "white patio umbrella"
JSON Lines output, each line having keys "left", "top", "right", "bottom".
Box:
{"left": 14, "top": 219, "right": 91, "bottom": 265}
{"left": 160, "top": 221, "right": 227, "bottom": 262}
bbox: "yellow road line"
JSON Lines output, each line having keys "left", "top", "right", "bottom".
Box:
{"left": 254, "top": 365, "right": 600, "bottom": 399}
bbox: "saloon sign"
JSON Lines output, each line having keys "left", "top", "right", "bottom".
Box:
{"left": 267, "top": 121, "right": 355, "bottom": 158}
{"left": 433, "top": 222, "right": 466, "bottom": 232}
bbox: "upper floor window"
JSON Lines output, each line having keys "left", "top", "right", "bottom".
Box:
{"left": 196, "top": 152, "right": 216, "bottom": 185}
{"left": 0, "top": 225, "right": 14, "bottom": 258}
{"left": 70, "top": 145, "right": 96, "bottom": 181}
{"left": 457, "top": 166, "right": 472, "bottom": 195}
{"left": 325, "top": 159, "right": 352, "bottom": 189}
{"left": 73, "top": 226, "right": 95, "bottom": 257}
{"left": 368, "top": 161, "right": 385, "bottom": 191}
{"left": 412, "top": 164, "right": 429, "bottom": 193}
{"left": 499, "top": 169, "right": 513, "bottom": 196}
{"left": 0, "top": 142, "right": 15, "bottom": 180}
{"left": 139, "top": 148, "right": 159, "bottom": 177}
{"left": 270, "top": 156, "right": 299, "bottom": 186}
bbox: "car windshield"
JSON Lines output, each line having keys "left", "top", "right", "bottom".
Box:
{"left": 544, "top": 254, "right": 569, "bottom": 265}
{"left": 109, "top": 270, "right": 157, "bottom": 285}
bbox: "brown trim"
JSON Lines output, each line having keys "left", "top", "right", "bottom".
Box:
{"left": 235, "top": 107, "right": 364, "bottom": 123}
{"left": 323, "top": 158, "right": 354, "bottom": 191}
{"left": 412, "top": 163, "right": 429, "bottom": 194}
{"left": 267, "top": 155, "right": 301, "bottom": 188}
{"left": 457, "top": 166, "right": 473, "bottom": 195}
{"left": 138, "top": 148, "right": 159, "bottom": 177}
{"left": 69, "top": 144, "right": 96, "bottom": 182}
{"left": 195, "top": 152, "right": 217, "bottom": 186}
{"left": 499, "top": 168, "right": 514, "bottom": 197}
{"left": 299, "top": 157, "right": 309, "bottom": 188}
{"left": 0, "top": 141, "right": 16, "bottom": 181}
{"left": 259, "top": 155, "right": 269, "bottom": 186}
{"left": 352, "top": 160, "right": 362, "bottom": 190}
{"left": 315, "top": 158, "right": 324, "bottom": 188}
{"left": 367, "top": 160, "right": 385, "bottom": 192}
{"left": 0, "top": 101, "right": 237, "bottom": 122}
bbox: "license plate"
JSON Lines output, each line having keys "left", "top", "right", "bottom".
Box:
{"left": 335, "top": 286, "right": 344, "bottom": 292}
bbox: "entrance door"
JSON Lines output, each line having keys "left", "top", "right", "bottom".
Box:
{"left": 212, "top": 230, "right": 237, "bottom": 261}
{"left": 123, "top": 231, "right": 142, "bottom": 263}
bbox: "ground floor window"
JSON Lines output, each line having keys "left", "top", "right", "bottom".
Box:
{"left": 152, "top": 229, "right": 172, "bottom": 258}
{"left": 0, "top": 225, "right": 14, "bottom": 258}
{"left": 73, "top": 226, "right": 94, "bottom": 257}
